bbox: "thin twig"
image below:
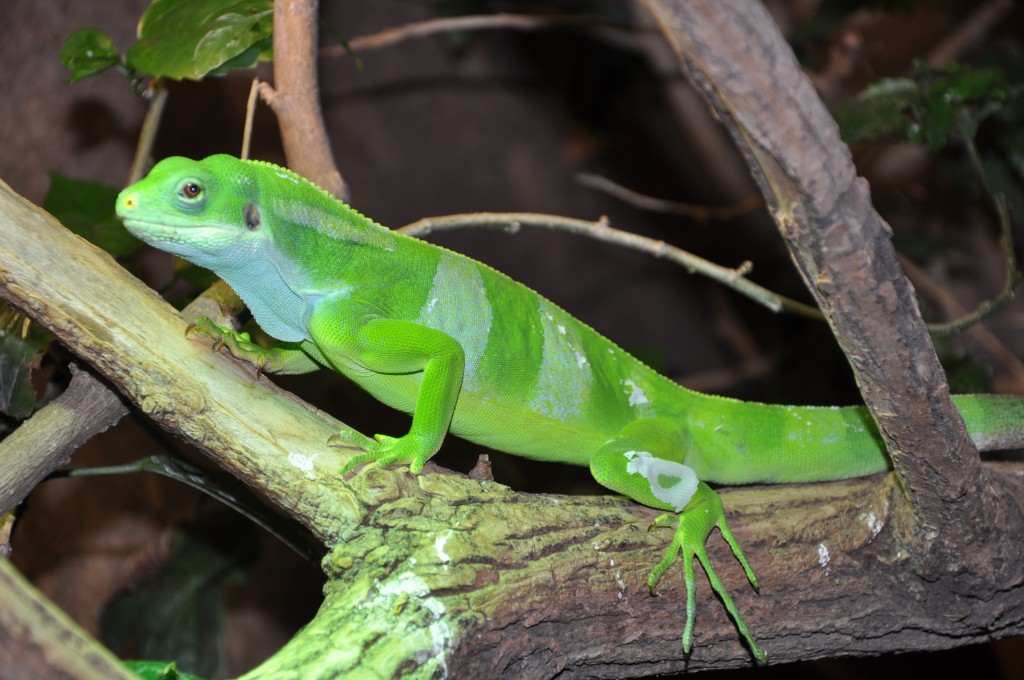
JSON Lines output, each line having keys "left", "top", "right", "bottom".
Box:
{"left": 577, "top": 173, "right": 763, "bottom": 221}
{"left": 126, "top": 80, "right": 168, "bottom": 185}
{"left": 324, "top": 12, "right": 641, "bottom": 58}
{"left": 809, "top": 29, "right": 863, "bottom": 105}
{"left": 899, "top": 254, "right": 1024, "bottom": 384}
{"left": 399, "top": 212, "right": 823, "bottom": 319}
{"left": 257, "top": 79, "right": 279, "bottom": 111}
{"left": 925, "top": 120, "right": 1019, "bottom": 336}
{"left": 925, "top": 0, "right": 1014, "bottom": 67}
{"left": 241, "top": 77, "right": 262, "bottom": 160}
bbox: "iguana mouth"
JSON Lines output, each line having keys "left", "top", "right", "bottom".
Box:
{"left": 121, "top": 217, "right": 233, "bottom": 238}
{"left": 120, "top": 218, "right": 238, "bottom": 256}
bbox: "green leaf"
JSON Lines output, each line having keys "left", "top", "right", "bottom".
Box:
{"left": 206, "top": 36, "right": 273, "bottom": 76}
{"left": 44, "top": 173, "right": 140, "bottom": 258}
{"left": 319, "top": 20, "right": 362, "bottom": 69}
{"left": 122, "top": 660, "right": 206, "bottom": 680}
{"left": 101, "top": 515, "right": 259, "bottom": 678}
{"left": 836, "top": 77, "right": 922, "bottom": 144}
{"left": 838, "top": 63, "right": 1019, "bottom": 150}
{"left": 0, "top": 305, "right": 52, "bottom": 419}
{"left": 126, "top": 0, "right": 273, "bottom": 80}
{"left": 60, "top": 28, "right": 120, "bottom": 83}
{"left": 921, "top": 94, "right": 954, "bottom": 150}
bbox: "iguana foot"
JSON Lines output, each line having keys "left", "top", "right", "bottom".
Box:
{"left": 186, "top": 317, "right": 268, "bottom": 373}
{"left": 648, "top": 483, "right": 766, "bottom": 664}
{"left": 337, "top": 432, "right": 434, "bottom": 474}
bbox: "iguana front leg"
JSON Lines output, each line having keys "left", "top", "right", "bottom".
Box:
{"left": 589, "top": 418, "right": 766, "bottom": 663}
{"left": 302, "top": 295, "right": 466, "bottom": 474}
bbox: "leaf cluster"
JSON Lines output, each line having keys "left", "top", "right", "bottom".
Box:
{"left": 60, "top": 0, "right": 273, "bottom": 84}
{"left": 837, "top": 61, "right": 1021, "bottom": 150}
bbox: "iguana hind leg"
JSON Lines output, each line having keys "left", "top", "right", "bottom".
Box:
{"left": 588, "top": 418, "right": 766, "bottom": 663}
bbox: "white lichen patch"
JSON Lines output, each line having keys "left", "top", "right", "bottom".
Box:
{"left": 372, "top": 572, "right": 453, "bottom": 675}
{"left": 435, "top": 530, "right": 453, "bottom": 566}
{"left": 287, "top": 452, "right": 318, "bottom": 481}
{"left": 615, "top": 568, "right": 627, "bottom": 600}
{"left": 860, "top": 511, "right": 884, "bottom": 539}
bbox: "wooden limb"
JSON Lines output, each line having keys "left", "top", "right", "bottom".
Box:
{"left": 0, "top": 558, "right": 135, "bottom": 680}
{"left": 576, "top": 172, "right": 763, "bottom": 222}
{"left": 638, "top": 0, "right": 1024, "bottom": 644}
{"left": 332, "top": 12, "right": 639, "bottom": 56}
{"left": 267, "top": 0, "right": 347, "bottom": 200}
{"left": 640, "top": 0, "right": 980, "bottom": 540}
{"left": 0, "top": 275, "right": 242, "bottom": 518}
{"left": 0, "top": 365, "right": 127, "bottom": 514}
{"left": 400, "top": 211, "right": 821, "bottom": 319}
{"left": 0, "top": 181, "right": 355, "bottom": 541}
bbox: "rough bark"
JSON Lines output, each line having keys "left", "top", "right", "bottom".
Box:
{"left": 639, "top": 0, "right": 1017, "bottom": 588}
{"left": 0, "top": 366, "right": 127, "bottom": 514}
{"left": 0, "top": 558, "right": 135, "bottom": 680}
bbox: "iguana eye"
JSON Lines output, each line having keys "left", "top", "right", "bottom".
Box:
{"left": 180, "top": 181, "right": 202, "bottom": 199}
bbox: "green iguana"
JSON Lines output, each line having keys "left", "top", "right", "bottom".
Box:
{"left": 115, "top": 154, "right": 1024, "bottom": 663}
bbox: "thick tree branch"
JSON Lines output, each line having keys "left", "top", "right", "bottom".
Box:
{"left": 0, "top": 559, "right": 135, "bottom": 680}
{"left": 0, "top": 365, "right": 127, "bottom": 514}
{"left": 263, "top": 0, "right": 347, "bottom": 200}
{"left": 638, "top": 0, "right": 987, "bottom": 566}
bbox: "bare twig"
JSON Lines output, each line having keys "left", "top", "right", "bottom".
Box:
{"left": 399, "top": 212, "right": 823, "bottom": 319}
{"left": 809, "top": 29, "right": 863, "bottom": 105}
{"left": 577, "top": 172, "right": 763, "bottom": 221}
{"left": 126, "top": 81, "right": 168, "bottom": 184}
{"left": 241, "top": 77, "right": 262, "bottom": 160}
{"left": 900, "top": 254, "right": 1024, "bottom": 384}
{"left": 324, "top": 12, "right": 641, "bottom": 57}
{"left": 923, "top": 124, "right": 1020, "bottom": 336}
{"left": 925, "top": 0, "right": 1014, "bottom": 67}
{"left": 0, "top": 366, "right": 128, "bottom": 514}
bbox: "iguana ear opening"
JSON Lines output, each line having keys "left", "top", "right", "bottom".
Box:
{"left": 244, "top": 203, "right": 262, "bottom": 230}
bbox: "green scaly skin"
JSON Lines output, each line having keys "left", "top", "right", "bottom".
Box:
{"left": 116, "top": 155, "right": 1024, "bottom": 663}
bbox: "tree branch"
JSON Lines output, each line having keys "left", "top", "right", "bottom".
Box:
{"left": 4, "top": 2, "right": 1024, "bottom": 674}
{"left": 639, "top": 0, "right": 987, "bottom": 560}
{"left": 0, "top": 365, "right": 127, "bottom": 514}
{"left": 399, "top": 211, "right": 821, "bottom": 319}
{"left": 264, "top": 0, "right": 347, "bottom": 199}
{"left": 0, "top": 559, "right": 135, "bottom": 680}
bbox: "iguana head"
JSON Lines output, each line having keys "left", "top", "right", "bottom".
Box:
{"left": 116, "top": 155, "right": 266, "bottom": 270}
